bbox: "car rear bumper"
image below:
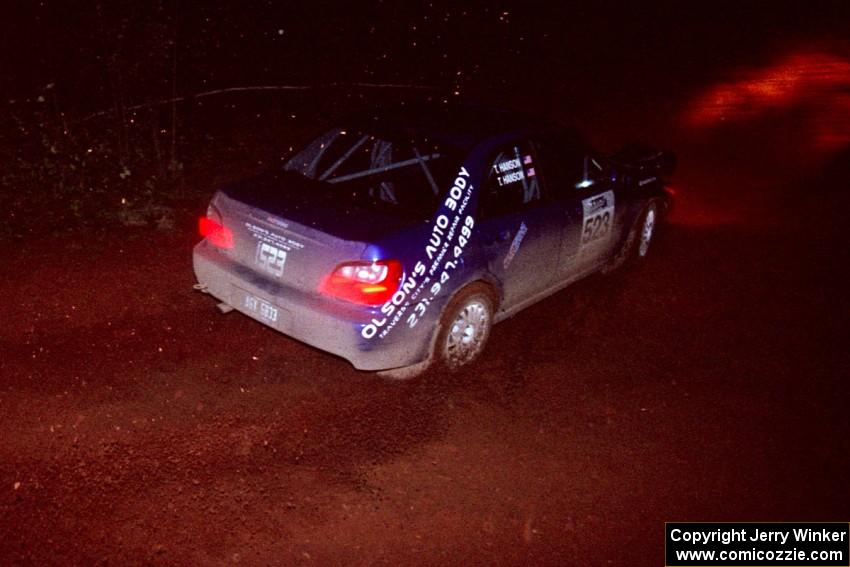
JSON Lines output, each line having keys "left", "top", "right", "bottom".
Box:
{"left": 192, "top": 241, "right": 431, "bottom": 371}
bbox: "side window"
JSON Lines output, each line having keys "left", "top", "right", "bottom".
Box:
{"left": 481, "top": 141, "right": 542, "bottom": 218}
{"left": 534, "top": 131, "right": 594, "bottom": 194}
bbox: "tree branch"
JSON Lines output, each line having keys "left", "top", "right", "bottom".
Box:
{"left": 73, "top": 83, "right": 441, "bottom": 125}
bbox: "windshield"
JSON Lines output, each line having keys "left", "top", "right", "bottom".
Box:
{"left": 283, "top": 127, "right": 458, "bottom": 220}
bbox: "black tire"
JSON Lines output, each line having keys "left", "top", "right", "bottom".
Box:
{"left": 602, "top": 199, "right": 661, "bottom": 274}
{"left": 634, "top": 200, "right": 660, "bottom": 261}
{"left": 433, "top": 283, "right": 496, "bottom": 371}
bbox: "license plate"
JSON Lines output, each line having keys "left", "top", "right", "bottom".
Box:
{"left": 242, "top": 292, "right": 279, "bottom": 324}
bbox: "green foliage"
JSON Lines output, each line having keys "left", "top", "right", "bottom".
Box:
{"left": 1, "top": 2, "right": 181, "bottom": 233}
{"left": 2, "top": 93, "right": 174, "bottom": 232}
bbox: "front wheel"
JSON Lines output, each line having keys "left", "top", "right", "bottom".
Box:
{"left": 435, "top": 283, "right": 495, "bottom": 371}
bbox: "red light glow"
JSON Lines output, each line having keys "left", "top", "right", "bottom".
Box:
{"left": 199, "top": 216, "right": 234, "bottom": 249}
{"left": 684, "top": 51, "right": 850, "bottom": 151}
{"left": 320, "top": 260, "right": 403, "bottom": 305}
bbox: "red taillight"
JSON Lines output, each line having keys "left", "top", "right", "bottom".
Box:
{"left": 199, "top": 216, "right": 234, "bottom": 249}
{"left": 320, "top": 260, "right": 403, "bottom": 305}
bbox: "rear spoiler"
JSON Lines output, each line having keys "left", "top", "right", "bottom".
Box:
{"left": 608, "top": 144, "right": 677, "bottom": 179}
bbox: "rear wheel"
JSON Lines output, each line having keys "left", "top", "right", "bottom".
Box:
{"left": 602, "top": 199, "right": 661, "bottom": 273}
{"left": 636, "top": 202, "right": 658, "bottom": 259}
{"left": 435, "top": 283, "right": 495, "bottom": 371}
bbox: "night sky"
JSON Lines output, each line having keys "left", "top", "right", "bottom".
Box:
{"left": 5, "top": 2, "right": 849, "bottom": 118}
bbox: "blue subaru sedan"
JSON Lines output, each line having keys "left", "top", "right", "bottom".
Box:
{"left": 193, "top": 104, "right": 674, "bottom": 377}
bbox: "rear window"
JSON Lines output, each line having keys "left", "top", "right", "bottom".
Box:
{"left": 283, "top": 128, "right": 458, "bottom": 220}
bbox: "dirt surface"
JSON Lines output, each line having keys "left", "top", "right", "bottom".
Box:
{"left": 2, "top": 128, "right": 850, "bottom": 566}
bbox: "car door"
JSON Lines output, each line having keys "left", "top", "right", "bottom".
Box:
{"left": 572, "top": 174, "right": 622, "bottom": 272}
{"left": 477, "top": 139, "right": 564, "bottom": 310}
{"left": 534, "top": 131, "right": 622, "bottom": 276}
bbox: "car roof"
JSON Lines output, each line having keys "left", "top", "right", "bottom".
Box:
{"left": 344, "top": 102, "right": 549, "bottom": 152}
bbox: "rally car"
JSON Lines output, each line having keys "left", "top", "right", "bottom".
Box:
{"left": 193, "top": 104, "right": 675, "bottom": 377}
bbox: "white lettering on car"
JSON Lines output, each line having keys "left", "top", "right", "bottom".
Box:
{"left": 255, "top": 242, "right": 287, "bottom": 278}
{"left": 361, "top": 165, "right": 477, "bottom": 340}
{"left": 245, "top": 222, "right": 305, "bottom": 278}
{"left": 502, "top": 222, "right": 528, "bottom": 270}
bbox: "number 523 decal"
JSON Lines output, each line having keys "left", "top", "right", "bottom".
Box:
{"left": 580, "top": 190, "right": 615, "bottom": 245}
